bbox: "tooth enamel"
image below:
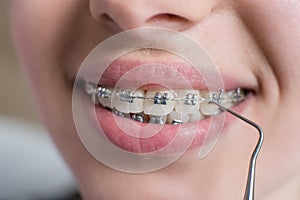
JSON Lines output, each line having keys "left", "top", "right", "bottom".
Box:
{"left": 167, "top": 110, "right": 190, "bottom": 124}
{"left": 175, "top": 90, "right": 200, "bottom": 114}
{"left": 112, "top": 108, "right": 130, "bottom": 118}
{"left": 112, "top": 89, "right": 144, "bottom": 114}
{"left": 220, "top": 99, "right": 234, "bottom": 109}
{"left": 189, "top": 110, "right": 206, "bottom": 122}
{"left": 98, "top": 96, "right": 112, "bottom": 108}
{"left": 143, "top": 90, "right": 175, "bottom": 116}
{"left": 198, "top": 90, "right": 221, "bottom": 116}
{"left": 200, "top": 102, "right": 221, "bottom": 116}
{"left": 98, "top": 98, "right": 112, "bottom": 108}
{"left": 226, "top": 89, "right": 244, "bottom": 104}
{"left": 212, "top": 89, "right": 239, "bottom": 108}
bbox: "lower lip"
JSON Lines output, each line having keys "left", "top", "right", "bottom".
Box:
{"left": 94, "top": 96, "right": 251, "bottom": 154}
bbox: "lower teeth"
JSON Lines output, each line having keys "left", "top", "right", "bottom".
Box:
{"left": 84, "top": 81, "right": 247, "bottom": 125}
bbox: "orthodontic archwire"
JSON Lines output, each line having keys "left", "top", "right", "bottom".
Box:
{"left": 84, "top": 81, "right": 263, "bottom": 200}
{"left": 84, "top": 81, "right": 246, "bottom": 107}
{"left": 209, "top": 90, "right": 264, "bottom": 200}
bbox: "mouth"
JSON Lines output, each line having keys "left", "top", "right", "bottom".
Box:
{"left": 85, "top": 82, "right": 248, "bottom": 124}
{"left": 78, "top": 60, "right": 255, "bottom": 154}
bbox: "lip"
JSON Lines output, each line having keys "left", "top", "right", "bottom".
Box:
{"left": 82, "top": 59, "right": 258, "bottom": 91}
{"left": 95, "top": 94, "right": 252, "bottom": 153}
{"left": 80, "top": 59, "right": 256, "bottom": 154}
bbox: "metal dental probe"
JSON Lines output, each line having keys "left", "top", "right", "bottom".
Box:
{"left": 211, "top": 101, "right": 264, "bottom": 200}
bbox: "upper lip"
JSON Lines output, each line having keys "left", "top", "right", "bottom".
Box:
{"left": 80, "top": 59, "right": 257, "bottom": 92}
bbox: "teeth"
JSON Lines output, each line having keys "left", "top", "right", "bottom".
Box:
{"left": 143, "top": 91, "right": 175, "bottom": 116}
{"left": 189, "top": 110, "right": 206, "bottom": 122}
{"left": 131, "top": 113, "right": 149, "bottom": 123}
{"left": 175, "top": 90, "right": 200, "bottom": 114}
{"left": 226, "top": 88, "right": 244, "bottom": 104}
{"left": 167, "top": 110, "right": 190, "bottom": 124}
{"left": 112, "top": 89, "right": 145, "bottom": 114}
{"left": 84, "top": 81, "right": 246, "bottom": 124}
{"left": 199, "top": 89, "right": 240, "bottom": 115}
{"left": 112, "top": 108, "right": 130, "bottom": 118}
{"left": 200, "top": 102, "right": 221, "bottom": 116}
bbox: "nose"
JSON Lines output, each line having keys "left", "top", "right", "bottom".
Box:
{"left": 90, "top": 0, "right": 216, "bottom": 31}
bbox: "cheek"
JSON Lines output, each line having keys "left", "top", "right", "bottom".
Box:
{"left": 10, "top": 1, "right": 76, "bottom": 130}
{"left": 10, "top": 1, "right": 105, "bottom": 169}
{"left": 238, "top": 0, "right": 300, "bottom": 92}
{"left": 11, "top": 0, "right": 89, "bottom": 75}
{"left": 235, "top": 0, "right": 300, "bottom": 195}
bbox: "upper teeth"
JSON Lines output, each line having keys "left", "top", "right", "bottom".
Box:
{"left": 84, "top": 81, "right": 246, "bottom": 124}
{"left": 144, "top": 90, "right": 175, "bottom": 116}
{"left": 112, "top": 88, "right": 145, "bottom": 114}
{"left": 175, "top": 89, "right": 200, "bottom": 114}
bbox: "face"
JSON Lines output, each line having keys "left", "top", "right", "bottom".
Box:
{"left": 11, "top": 0, "right": 300, "bottom": 199}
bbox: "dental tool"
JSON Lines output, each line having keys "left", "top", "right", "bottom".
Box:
{"left": 209, "top": 91, "right": 264, "bottom": 200}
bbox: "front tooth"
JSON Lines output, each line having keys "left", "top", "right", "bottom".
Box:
{"left": 167, "top": 110, "right": 190, "bottom": 124}
{"left": 112, "top": 89, "right": 144, "bottom": 113}
{"left": 189, "top": 110, "right": 206, "bottom": 122}
{"left": 175, "top": 90, "right": 200, "bottom": 114}
{"left": 143, "top": 90, "right": 175, "bottom": 116}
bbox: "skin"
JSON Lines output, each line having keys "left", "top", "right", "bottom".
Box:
{"left": 11, "top": 0, "right": 300, "bottom": 199}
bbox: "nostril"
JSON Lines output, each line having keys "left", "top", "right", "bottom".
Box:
{"left": 147, "top": 13, "right": 191, "bottom": 30}
{"left": 149, "top": 13, "right": 189, "bottom": 22}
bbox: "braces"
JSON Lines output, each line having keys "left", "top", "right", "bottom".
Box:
{"left": 85, "top": 82, "right": 246, "bottom": 105}
{"left": 83, "top": 81, "right": 247, "bottom": 125}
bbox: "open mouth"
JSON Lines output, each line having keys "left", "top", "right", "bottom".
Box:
{"left": 75, "top": 60, "right": 255, "bottom": 154}
{"left": 84, "top": 81, "right": 248, "bottom": 125}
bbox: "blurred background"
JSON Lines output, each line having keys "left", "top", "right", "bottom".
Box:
{"left": 0, "top": 1, "right": 79, "bottom": 199}
{"left": 0, "top": 0, "right": 37, "bottom": 122}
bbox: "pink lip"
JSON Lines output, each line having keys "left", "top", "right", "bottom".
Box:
{"left": 95, "top": 96, "right": 251, "bottom": 153}
{"left": 82, "top": 59, "right": 255, "bottom": 154}
{"left": 83, "top": 60, "right": 257, "bottom": 91}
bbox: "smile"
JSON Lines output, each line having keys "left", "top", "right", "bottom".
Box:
{"left": 74, "top": 59, "right": 255, "bottom": 153}
{"left": 84, "top": 81, "right": 248, "bottom": 125}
